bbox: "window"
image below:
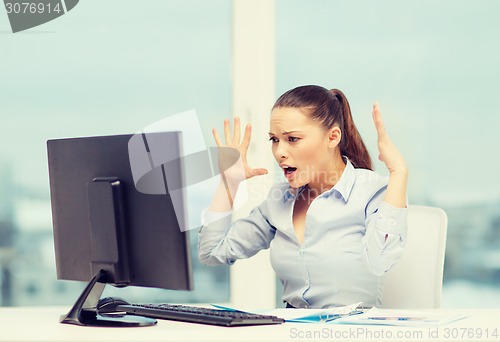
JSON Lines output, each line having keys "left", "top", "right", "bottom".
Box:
{"left": 275, "top": 0, "right": 500, "bottom": 307}
{"left": 0, "top": 0, "right": 231, "bottom": 306}
{"left": 3, "top": 0, "right": 499, "bottom": 310}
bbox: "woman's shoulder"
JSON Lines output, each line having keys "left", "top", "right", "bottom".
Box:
{"left": 251, "top": 181, "right": 290, "bottom": 218}
{"left": 353, "top": 167, "right": 389, "bottom": 189}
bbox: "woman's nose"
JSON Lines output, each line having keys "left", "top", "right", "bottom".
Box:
{"left": 274, "top": 143, "right": 287, "bottom": 159}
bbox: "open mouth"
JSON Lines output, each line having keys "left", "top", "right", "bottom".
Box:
{"left": 283, "top": 166, "right": 297, "bottom": 177}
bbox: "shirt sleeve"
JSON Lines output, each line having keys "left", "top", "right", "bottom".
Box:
{"left": 197, "top": 204, "right": 276, "bottom": 266}
{"left": 362, "top": 187, "right": 408, "bottom": 276}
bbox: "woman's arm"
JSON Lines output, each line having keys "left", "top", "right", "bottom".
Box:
{"left": 361, "top": 103, "right": 408, "bottom": 275}
{"left": 199, "top": 117, "right": 272, "bottom": 266}
{"left": 372, "top": 103, "right": 408, "bottom": 208}
{"left": 198, "top": 199, "right": 276, "bottom": 266}
{"left": 363, "top": 189, "right": 408, "bottom": 276}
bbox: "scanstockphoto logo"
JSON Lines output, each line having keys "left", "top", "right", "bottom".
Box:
{"left": 127, "top": 110, "right": 245, "bottom": 232}
{"left": 3, "top": 0, "right": 79, "bottom": 33}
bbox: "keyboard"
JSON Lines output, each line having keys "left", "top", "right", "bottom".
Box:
{"left": 117, "top": 303, "right": 285, "bottom": 327}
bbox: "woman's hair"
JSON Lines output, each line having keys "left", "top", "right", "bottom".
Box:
{"left": 272, "top": 85, "right": 373, "bottom": 170}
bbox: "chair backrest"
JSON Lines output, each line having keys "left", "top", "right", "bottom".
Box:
{"left": 378, "top": 205, "right": 448, "bottom": 309}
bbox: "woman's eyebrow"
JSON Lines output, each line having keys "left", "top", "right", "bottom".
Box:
{"left": 268, "top": 130, "right": 302, "bottom": 136}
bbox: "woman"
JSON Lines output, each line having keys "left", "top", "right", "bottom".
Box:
{"left": 198, "top": 85, "right": 408, "bottom": 309}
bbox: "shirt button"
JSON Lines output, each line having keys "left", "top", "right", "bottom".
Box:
{"left": 389, "top": 218, "right": 396, "bottom": 227}
{"left": 381, "top": 250, "right": 386, "bottom": 256}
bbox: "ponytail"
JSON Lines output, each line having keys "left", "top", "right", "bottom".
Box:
{"left": 330, "top": 89, "right": 372, "bottom": 170}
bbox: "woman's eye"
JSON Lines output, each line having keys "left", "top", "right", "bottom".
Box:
{"left": 288, "top": 137, "right": 299, "bottom": 142}
{"left": 269, "top": 137, "right": 278, "bottom": 143}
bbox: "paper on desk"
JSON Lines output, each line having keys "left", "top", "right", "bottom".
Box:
{"left": 212, "top": 302, "right": 363, "bottom": 323}
{"left": 272, "top": 302, "right": 363, "bottom": 323}
{"left": 334, "top": 307, "right": 468, "bottom": 327}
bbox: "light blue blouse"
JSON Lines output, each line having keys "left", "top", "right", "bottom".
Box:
{"left": 198, "top": 159, "right": 407, "bottom": 309}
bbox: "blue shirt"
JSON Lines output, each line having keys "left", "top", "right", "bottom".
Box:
{"left": 198, "top": 159, "right": 407, "bottom": 309}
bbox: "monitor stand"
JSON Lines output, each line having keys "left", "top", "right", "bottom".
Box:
{"left": 60, "top": 269, "right": 157, "bottom": 327}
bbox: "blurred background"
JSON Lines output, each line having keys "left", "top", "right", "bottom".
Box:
{"left": 0, "top": 0, "right": 499, "bottom": 308}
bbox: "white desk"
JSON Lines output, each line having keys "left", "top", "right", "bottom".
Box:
{"left": 1, "top": 306, "right": 499, "bottom": 342}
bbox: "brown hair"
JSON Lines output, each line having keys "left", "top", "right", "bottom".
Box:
{"left": 272, "top": 85, "right": 372, "bottom": 170}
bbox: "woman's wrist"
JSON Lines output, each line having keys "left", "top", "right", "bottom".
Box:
{"left": 389, "top": 164, "right": 408, "bottom": 178}
{"left": 221, "top": 173, "right": 244, "bottom": 192}
{"left": 385, "top": 166, "right": 408, "bottom": 208}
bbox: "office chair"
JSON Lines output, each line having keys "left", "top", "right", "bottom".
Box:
{"left": 378, "top": 205, "right": 448, "bottom": 309}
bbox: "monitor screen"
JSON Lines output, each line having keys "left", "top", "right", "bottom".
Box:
{"left": 47, "top": 132, "right": 193, "bottom": 326}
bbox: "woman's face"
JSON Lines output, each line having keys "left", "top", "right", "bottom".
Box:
{"left": 269, "top": 107, "right": 339, "bottom": 189}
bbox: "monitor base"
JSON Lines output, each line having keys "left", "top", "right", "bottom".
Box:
{"left": 61, "top": 311, "right": 157, "bottom": 327}
{"left": 60, "top": 269, "right": 157, "bottom": 327}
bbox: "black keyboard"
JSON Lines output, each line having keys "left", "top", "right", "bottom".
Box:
{"left": 117, "top": 303, "right": 285, "bottom": 327}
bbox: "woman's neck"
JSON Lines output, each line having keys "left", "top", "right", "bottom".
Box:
{"left": 306, "top": 154, "right": 346, "bottom": 197}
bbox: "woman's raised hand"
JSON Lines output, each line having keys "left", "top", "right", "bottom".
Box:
{"left": 372, "top": 103, "right": 407, "bottom": 175}
{"left": 212, "top": 117, "right": 268, "bottom": 183}
{"left": 372, "top": 103, "right": 408, "bottom": 208}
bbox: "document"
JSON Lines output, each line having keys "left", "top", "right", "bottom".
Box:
{"left": 334, "top": 307, "right": 468, "bottom": 327}
{"left": 212, "top": 302, "right": 364, "bottom": 323}
{"left": 212, "top": 303, "right": 467, "bottom": 326}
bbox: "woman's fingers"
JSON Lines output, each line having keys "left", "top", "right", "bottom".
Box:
{"left": 223, "top": 119, "right": 232, "bottom": 145}
{"left": 233, "top": 117, "right": 241, "bottom": 144}
{"left": 372, "top": 102, "right": 407, "bottom": 173}
{"left": 212, "top": 128, "right": 223, "bottom": 147}
{"left": 213, "top": 118, "right": 266, "bottom": 180}
{"left": 372, "top": 102, "right": 388, "bottom": 140}
{"left": 240, "top": 123, "right": 252, "bottom": 152}
{"left": 218, "top": 117, "right": 244, "bottom": 146}
{"left": 250, "top": 167, "right": 268, "bottom": 176}
{"left": 213, "top": 118, "right": 253, "bottom": 164}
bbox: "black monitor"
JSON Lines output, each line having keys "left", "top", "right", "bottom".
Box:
{"left": 47, "top": 132, "right": 193, "bottom": 327}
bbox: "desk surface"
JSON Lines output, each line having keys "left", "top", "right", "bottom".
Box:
{"left": 1, "top": 306, "right": 499, "bottom": 342}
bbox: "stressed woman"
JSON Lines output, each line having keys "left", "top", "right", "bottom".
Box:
{"left": 198, "top": 85, "right": 408, "bottom": 309}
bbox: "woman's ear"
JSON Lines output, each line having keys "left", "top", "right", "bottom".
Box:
{"left": 328, "top": 126, "right": 342, "bottom": 148}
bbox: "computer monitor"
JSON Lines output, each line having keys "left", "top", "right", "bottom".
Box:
{"left": 47, "top": 132, "right": 193, "bottom": 327}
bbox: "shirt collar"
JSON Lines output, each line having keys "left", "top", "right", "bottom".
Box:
{"left": 283, "top": 157, "right": 356, "bottom": 203}
{"left": 325, "top": 157, "right": 356, "bottom": 202}
{"left": 284, "top": 186, "right": 304, "bottom": 202}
